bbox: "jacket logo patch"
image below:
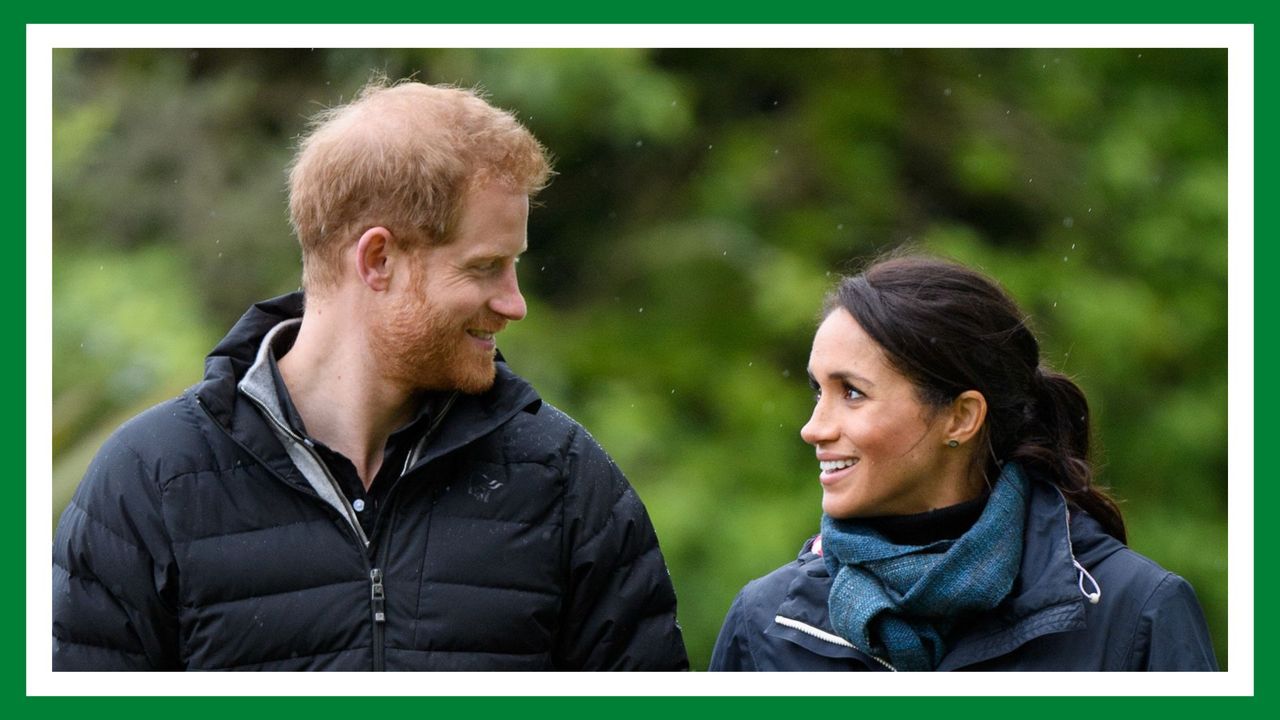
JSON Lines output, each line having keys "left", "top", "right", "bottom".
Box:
{"left": 467, "top": 472, "right": 504, "bottom": 503}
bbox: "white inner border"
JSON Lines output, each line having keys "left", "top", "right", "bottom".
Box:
{"left": 28, "top": 23, "right": 1254, "bottom": 696}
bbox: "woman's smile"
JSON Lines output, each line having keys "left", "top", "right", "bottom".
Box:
{"left": 818, "top": 456, "right": 858, "bottom": 485}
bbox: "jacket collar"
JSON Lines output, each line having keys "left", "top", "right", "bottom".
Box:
{"left": 192, "top": 291, "right": 542, "bottom": 491}
{"left": 771, "top": 480, "right": 1100, "bottom": 670}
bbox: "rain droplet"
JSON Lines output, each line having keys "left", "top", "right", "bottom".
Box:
{"left": 748, "top": 362, "right": 753, "bottom": 367}
{"left": 1062, "top": 256, "right": 1069, "bottom": 262}
{"left": 707, "top": 144, "right": 714, "bottom": 150}
{"left": 943, "top": 88, "right": 952, "bottom": 96}
{"left": 837, "top": 224, "right": 844, "bottom": 230}
{"left": 671, "top": 389, "right": 675, "bottom": 394}
{"left": 1087, "top": 208, "right": 1093, "bottom": 213}
{"left": 1071, "top": 243, "right": 1076, "bottom": 250}
{"left": 1053, "top": 302, "right": 1058, "bottom": 308}
{"left": 634, "top": 139, "right": 643, "bottom": 148}
{"left": 722, "top": 250, "right": 728, "bottom": 255}
{"left": 540, "top": 266, "right": 546, "bottom": 271}
{"left": 1063, "top": 217, "right": 1074, "bottom": 228}
{"left": 638, "top": 307, "right": 644, "bottom": 313}
{"left": 1028, "top": 178, "right": 1034, "bottom": 183}
{"left": 782, "top": 370, "right": 791, "bottom": 378}
{"left": 670, "top": 100, "right": 677, "bottom": 107}
{"left": 773, "top": 148, "right": 780, "bottom": 155}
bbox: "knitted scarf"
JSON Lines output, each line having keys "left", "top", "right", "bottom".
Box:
{"left": 821, "top": 463, "right": 1029, "bottom": 671}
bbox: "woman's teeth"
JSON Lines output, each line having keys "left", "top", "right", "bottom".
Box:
{"left": 820, "top": 458, "right": 857, "bottom": 473}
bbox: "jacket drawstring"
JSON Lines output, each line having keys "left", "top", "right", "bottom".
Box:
{"left": 1060, "top": 491, "right": 1103, "bottom": 605}
{"left": 1073, "top": 558, "right": 1102, "bottom": 604}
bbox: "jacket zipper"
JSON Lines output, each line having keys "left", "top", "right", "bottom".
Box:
{"left": 370, "top": 567, "right": 386, "bottom": 671}
{"left": 368, "top": 392, "right": 457, "bottom": 672}
{"left": 198, "top": 389, "right": 461, "bottom": 672}
{"left": 773, "top": 615, "right": 897, "bottom": 671}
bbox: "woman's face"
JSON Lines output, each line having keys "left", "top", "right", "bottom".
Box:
{"left": 802, "top": 308, "right": 964, "bottom": 519}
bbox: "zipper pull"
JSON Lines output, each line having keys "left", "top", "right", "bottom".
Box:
{"left": 370, "top": 568, "right": 386, "bottom": 623}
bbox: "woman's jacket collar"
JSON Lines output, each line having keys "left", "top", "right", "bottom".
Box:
{"left": 768, "top": 479, "right": 1124, "bottom": 670}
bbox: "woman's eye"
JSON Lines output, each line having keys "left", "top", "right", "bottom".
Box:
{"left": 843, "top": 384, "right": 864, "bottom": 401}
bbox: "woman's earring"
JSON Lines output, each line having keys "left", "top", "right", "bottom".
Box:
{"left": 947, "top": 439, "right": 960, "bottom": 448}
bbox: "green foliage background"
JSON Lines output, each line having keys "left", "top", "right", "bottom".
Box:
{"left": 51, "top": 48, "right": 1228, "bottom": 670}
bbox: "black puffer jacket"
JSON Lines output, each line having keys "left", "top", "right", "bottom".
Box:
{"left": 53, "top": 293, "right": 688, "bottom": 671}
{"left": 709, "top": 480, "right": 1217, "bottom": 671}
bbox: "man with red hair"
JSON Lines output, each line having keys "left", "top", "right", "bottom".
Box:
{"left": 53, "top": 80, "right": 688, "bottom": 671}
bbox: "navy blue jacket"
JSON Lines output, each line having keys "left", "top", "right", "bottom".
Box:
{"left": 53, "top": 293, "right": 688, "bottom": 671}
{"left": 709, "top": 480, "right": 1217, "bottom": 671}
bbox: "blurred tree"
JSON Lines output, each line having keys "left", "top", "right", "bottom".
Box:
{"left": 51, "top": 47, "right": 1229, "bottom": 670}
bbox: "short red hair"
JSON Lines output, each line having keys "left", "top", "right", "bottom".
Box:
{"left": 288, "top": 79, "right": 553, "bottom": 292}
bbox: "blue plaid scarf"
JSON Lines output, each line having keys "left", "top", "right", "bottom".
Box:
{"left": 821, "top": 463, "right": 1029, "bottom": 671}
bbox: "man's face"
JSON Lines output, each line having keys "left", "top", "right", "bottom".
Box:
{"left": 371, "top": 184, "right": 530, "bottom": 394}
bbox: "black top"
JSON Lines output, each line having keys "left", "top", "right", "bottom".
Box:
{"left": 855, "top": 492, "right": 990, "bottom": 546}
{"left": 265, "top": 322, "right": 436, "bottom": 538}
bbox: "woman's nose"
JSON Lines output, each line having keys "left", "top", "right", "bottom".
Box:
{"left": 800, "top": 402, "right": 836, "bottom": 446}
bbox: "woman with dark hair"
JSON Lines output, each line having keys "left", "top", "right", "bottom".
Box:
{"left": 709, "top": 255, "right": 1217, "bottom": 671}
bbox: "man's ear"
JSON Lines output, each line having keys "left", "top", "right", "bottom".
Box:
{"left": 947, "top": 390, "right": 988, "bottom": 445}
{"left": 354, "top": 226, "right": 395, "bottom": 292}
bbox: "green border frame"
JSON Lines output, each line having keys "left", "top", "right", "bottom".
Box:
{"left": 18, "top": 0, "right": 1263, "bottom": 712}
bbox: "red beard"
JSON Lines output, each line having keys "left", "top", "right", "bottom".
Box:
{"left": 369, "top": 284, "right": 501, "bottom": 395}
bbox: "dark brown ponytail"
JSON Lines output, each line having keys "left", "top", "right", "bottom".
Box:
{"left": 826, "top": 255, "right": 1127, "bottom": 542}
{"left": 1012, "top": 368, "right": 1126, "bottom": 542}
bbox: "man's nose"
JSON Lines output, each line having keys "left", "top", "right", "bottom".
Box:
{"left": 491, "top": 268, "right": 527, "bottom": 322}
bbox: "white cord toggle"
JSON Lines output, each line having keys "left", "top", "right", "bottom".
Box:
{"left": 1073, "top": 559, "right": 1101, "bottom": 604}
